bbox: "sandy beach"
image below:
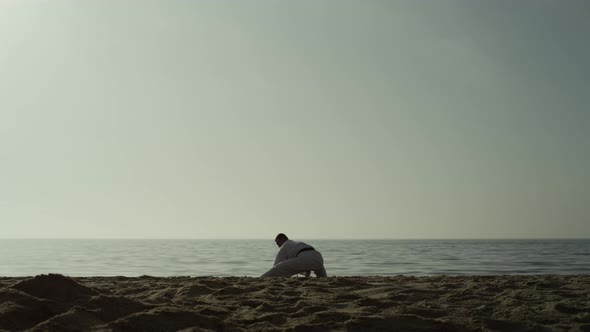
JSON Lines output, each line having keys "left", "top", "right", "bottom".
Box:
{"left": 0, "top": 274, "right": 589, "bottom": 331}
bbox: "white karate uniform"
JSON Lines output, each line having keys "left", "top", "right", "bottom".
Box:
{"left": 261, "top": 240, "right": 327, "bottom": 277}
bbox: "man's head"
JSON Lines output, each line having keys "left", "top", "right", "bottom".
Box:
{"left": 275, "top": 233, "right": 288, "bottom": 247}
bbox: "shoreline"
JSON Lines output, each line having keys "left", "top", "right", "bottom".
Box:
{"left": 1, "top": 274, "right": 589, "bottom": 331}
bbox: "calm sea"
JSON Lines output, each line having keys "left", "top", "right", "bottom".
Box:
{"left": 0, "top": 239, "right": 588, "bottom": 277}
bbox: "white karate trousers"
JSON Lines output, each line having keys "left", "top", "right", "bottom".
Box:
{"left": 261, "top": 250, "right": 327, "bottom": 277}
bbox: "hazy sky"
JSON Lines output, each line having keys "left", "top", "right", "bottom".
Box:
{"left": 1, "top": 1, "right": 588, "bottom": 239}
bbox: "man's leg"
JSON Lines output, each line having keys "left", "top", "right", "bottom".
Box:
{"left": 261, "top": 257, "right": 308, "bottom": 277}
{"left": 314, "top": 267, "right": 327, "bottom": 277}
{"left": 309, "top": 251, "right": 327, "bottom": 277}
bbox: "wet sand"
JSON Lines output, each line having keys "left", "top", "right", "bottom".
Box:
{"left": 1, "top": 274, "right": 589, "bottom": 331}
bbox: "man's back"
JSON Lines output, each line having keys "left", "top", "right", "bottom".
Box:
{"left": 274, "top": 240, "right": 314, "bottom": 266}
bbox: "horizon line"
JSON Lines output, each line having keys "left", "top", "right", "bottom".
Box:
{"left": 1, "top": 237, "right": 588, "bottom": 241}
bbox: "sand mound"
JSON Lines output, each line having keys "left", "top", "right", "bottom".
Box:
{"left": 0, "top": 288, "right": 68, "bottom": 331}
{"left": 0, "top": 274, "right": 589, "bottom": 331}
{"left": 1, "top": 275, "right": 150, "bottom": 331}
{"left": 11, "top": 274, "right": 98, "bottom": 304}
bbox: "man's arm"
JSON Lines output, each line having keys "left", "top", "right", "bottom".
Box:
{"left": 273, "top": 245, "right": 288, "bottom": 266}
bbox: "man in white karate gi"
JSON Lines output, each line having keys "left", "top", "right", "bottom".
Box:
{"left": 261, "top": 233, "right": 327, "bottom": 277}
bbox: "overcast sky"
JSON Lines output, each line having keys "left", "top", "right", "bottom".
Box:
{"left": 1, "top": 1, "right": 588, "bottom": 239}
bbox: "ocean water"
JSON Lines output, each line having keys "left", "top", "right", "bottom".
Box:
{"left": 0, "top": 239, "right": 588, "bottom": 277}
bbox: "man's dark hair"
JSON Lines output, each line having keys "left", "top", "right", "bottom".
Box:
{"left": 275, "top": 233, "right": 288, "bottom": 241}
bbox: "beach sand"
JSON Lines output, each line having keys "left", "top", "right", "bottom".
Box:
{"left": 0, "top": 274, "right": 589, "bottom": 331}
